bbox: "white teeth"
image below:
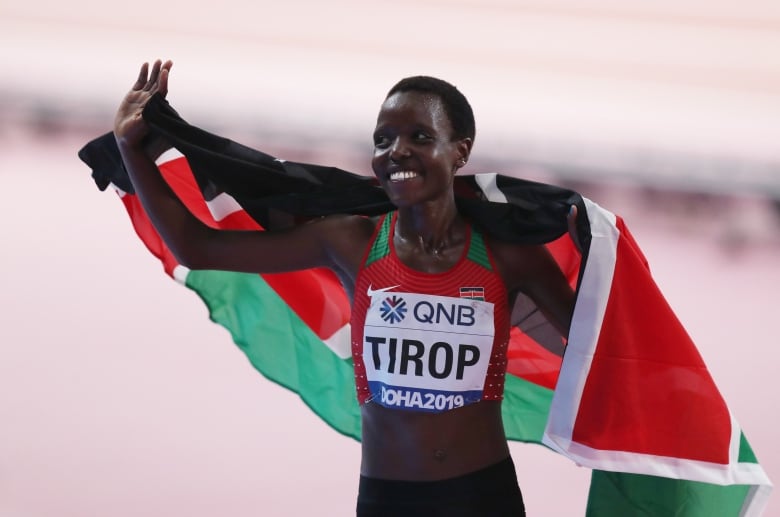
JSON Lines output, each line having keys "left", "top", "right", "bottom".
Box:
{"left": 389, "top": 171, "right": 419, "bottom": 181}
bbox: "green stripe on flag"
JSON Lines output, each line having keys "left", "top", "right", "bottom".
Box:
{"left": 177, "top": 270, "right": 768, "bottom": 517}
{"left": 587, "top": 470, "right": 753, "bottom": 517}
{"left": 185, "top": 269, "right": 362, "bottom": 440}
{"left": 502, "top": 374, "right": 555, "bottom": 443}
{"left": 181, "top": 269, "right": 559, "bottom": 448}
{"left": 738, "top": 432, "right": 757, "bottom": 463}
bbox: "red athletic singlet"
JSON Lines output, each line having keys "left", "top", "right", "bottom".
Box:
{"left": 351, "top": 213, "right": 510, "bottom": 413}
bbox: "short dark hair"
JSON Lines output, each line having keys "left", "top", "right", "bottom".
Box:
{"left": 386, "top": 76, "right": 476, "bottom": 143}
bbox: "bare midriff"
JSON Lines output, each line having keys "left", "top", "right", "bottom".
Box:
{"left": 360, "top": 400, "right": 510, "bottom": 481}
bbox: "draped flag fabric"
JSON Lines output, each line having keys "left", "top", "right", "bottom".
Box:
{"left": 79, "top": 94, "right": 771, "bottom": 516}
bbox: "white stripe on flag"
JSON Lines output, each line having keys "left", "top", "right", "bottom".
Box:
{"left": 172, "top": 265, "right": 190, "bottom": 285}
{"left": 544, "top": 198, "right": 618, "bottom": 444}
{"left": 474, "top": 173, "right": 508, "bottom": 203}
{"left": 322, "top": 323, "right": 352, "bottom": 359}
{"left": 205, "top": 192, "right": 243, "bottom": 222}
{"left": 110, "top": 182, "right": 127, "bottom": 197}
{"left": 743, "top": 483, "right": 773, "bottom": 517}
{"left": 548, "top": 436, "right": 771, "bottom": 487}
{"left": 155, "top": 148, "right": 184, "bottom": 165}
{"left": 155, "top": 148, "right": 244, "bottom": 223}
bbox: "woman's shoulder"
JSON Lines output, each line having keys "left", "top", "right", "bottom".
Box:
{"left": 483, "top": 236, "right": 557, "bottom": 288}
{"left": 314, "top": 213, "right": 385, "bottom": 269}
{"left": 304, "top": 213, "right": 378, "bottom": 242}
{"left": 485, "top": 236, "right": 549, "bottom": 263}
{"left": 318, "top": 213, "right": 384, "bottom": 234}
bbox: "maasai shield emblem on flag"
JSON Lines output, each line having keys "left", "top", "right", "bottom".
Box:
{"left": 79, "top": 94, "right": 772, "bottom": 516}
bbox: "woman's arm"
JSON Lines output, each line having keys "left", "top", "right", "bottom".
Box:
{"left": 498, "top": 206, "right": 581, "bottom": 340}
{"left": 112, "top": 60, "right": 372, "bottom": 276}
{"left": 490, "top": 239, "right": 575, "bottom": 344}
{"left": 515, "top": 245, "right": 576, "bottom": 339}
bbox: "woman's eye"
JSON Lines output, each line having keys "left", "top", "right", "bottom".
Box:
{"left": 414, "top": 132, "right": 431, "bottom": 141}
{"left": 374, "top": 135, "right": 389, "bottom": 148}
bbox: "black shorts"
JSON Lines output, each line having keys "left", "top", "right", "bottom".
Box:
{"left": 356, "top": 457, "right": 526, "bottom": 517}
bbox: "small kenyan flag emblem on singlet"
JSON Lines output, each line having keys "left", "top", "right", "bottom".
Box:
{"left": 459, "top": 287, "right": 485, "bottom": 301}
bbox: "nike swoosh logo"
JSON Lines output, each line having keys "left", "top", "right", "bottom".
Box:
{"left": 367, "top": 284, "right": 400, "bottom": 297}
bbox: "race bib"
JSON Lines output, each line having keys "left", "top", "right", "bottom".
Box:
{"left": 363, "top": 290, "right": 495, "bottom": 412}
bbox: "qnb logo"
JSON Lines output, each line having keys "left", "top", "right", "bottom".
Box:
{"left": 380, "top": 295, "right": 407, "bottom": 324}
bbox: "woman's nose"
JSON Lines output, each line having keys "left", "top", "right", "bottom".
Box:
{"left": 389, "top": 138, "right": 410, "bottom": 162}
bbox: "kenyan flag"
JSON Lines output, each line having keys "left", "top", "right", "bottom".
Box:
{"left": 108, "top": 147, "right": 567, "bottom": 445}
{"left": 78, "top": 94, "right": 772, "bottom": 516}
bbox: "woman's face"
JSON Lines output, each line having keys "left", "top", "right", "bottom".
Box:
{"left": 372, "top": 91, "right": 470, "bottom": 208}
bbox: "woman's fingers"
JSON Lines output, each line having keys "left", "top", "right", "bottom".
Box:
{"left": 158, "top": 60, "right": 172, "bottom": 97}
{"left": 135, "top": 59, "right": 172, "bottom": 96}
{"left": 132, "top": 62, "right": 149, "bottom": 91}
{"left": 115, "top": 60, "right": 170, "bottom": 147}
{"left": 144, "top": 60, "right": 161, "bottom": 91}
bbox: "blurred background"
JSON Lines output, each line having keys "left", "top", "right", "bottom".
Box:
{"left": 1, "top": 1, "right": 778, "bottom": 515}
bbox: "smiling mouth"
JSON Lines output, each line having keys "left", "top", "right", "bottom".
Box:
{"left": 389, "top": 171, "right": 419, "bottom": 182}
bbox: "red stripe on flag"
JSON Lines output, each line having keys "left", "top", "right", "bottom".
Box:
{"left": 262, "top": 271, "right": 350, "bottom": 340}
{"left": 121, "top": 193, "right": 181, "bottom": 277}
{"left": 140, "top": 156, "right": 352, "bottom": 340}
{"left": 504, "top": 234, "right": 578, "bottom": 391}
{"left": 506, "top": 327, "right": 562, "bottom": 390}
{"left": 546, "top": 234, "right": 582, "bottom": 286}
{"left": 159, "top": 157, "right": 220, "bottom": 227}
{"left": 571, "top": 218, "right": 731, "bottom": 464}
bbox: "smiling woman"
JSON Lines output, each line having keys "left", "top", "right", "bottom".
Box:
{"left": 74, "top": 57, "right": 773, "bottom": 517}
{"left": 0, "top": 0, "right": 777, "bottom": 514}
{"left": 109, "top": 59, "right": 583, "bottom": 516}
{"left": 372, "top": 80, "right": 473, "bottom": 212}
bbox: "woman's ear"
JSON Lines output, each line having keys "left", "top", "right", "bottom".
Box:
{"left": 455, "top": 137, "right": 473, "bottom": 169}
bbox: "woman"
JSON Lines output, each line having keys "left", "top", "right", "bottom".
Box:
{"left": 115, "top": 59, "right": 577, "bottom": 516}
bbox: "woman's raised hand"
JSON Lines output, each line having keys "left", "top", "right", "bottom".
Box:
{"left": 114, "top": 59, "right": 173, "bottom": 149}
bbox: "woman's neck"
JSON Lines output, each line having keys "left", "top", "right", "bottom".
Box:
{"left": 395, "top": 198, "right": 464, "bottom": 257}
